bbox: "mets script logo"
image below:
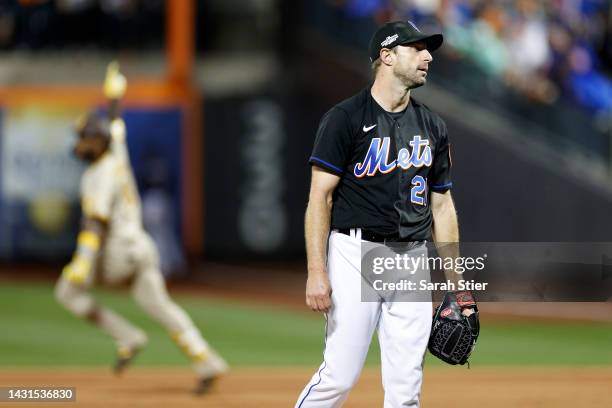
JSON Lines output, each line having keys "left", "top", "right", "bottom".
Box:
{"left": 354, "top": 136, "right": 432, "bottom": 177}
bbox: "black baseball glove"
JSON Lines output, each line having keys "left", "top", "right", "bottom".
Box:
{"left": 428, "top": 290, "right": 479, "bottom": 365}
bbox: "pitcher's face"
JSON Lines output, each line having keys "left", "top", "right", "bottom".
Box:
{"left": 392, "top": 41, "right": 433, "bottom": 89}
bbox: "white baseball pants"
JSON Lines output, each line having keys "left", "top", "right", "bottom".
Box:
{"left": 295, "top": 230, "right": 432, "bottom": 408}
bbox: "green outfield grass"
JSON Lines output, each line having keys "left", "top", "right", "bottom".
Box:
{"left": 0, "top": 282, "right": 611, "bottom": 367}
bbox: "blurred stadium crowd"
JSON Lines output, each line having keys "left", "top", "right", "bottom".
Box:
{"left": 0, "top": 0, "right": 164, "bottom": 50}
{"left": 2, "top": 1, "right": 610, "bottom": 114}
{"left": 315, "top": 0, "right": 612, "bottom": 114}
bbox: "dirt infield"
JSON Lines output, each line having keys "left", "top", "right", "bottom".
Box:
{"left": 1, "top": 367, "right": 611, "bottom": 408}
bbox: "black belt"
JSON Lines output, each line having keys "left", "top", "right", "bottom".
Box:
{"left": 337, "top": 228, "right": 420, "bottom": 243}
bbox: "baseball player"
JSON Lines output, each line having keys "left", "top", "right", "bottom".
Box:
{"left": 54, "top": 62, "right": 227, "bottom": 394}
{"left": 296, "top": 21, "right": 475, "bottom": 407}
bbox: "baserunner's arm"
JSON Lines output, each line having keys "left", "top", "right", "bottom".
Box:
{"left": 104, "top": 61, "right": 126, "bottom": 121}
{"left": 103, "top": 61, "right": 131, "bottom": 160}
{"left": 62, "top": 216, "right": 108, "bottom": 285}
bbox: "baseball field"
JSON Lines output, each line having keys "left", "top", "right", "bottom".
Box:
{"left": 1, "top": 280, "right": 611, "bottom": 407}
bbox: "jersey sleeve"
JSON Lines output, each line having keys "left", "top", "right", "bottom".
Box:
{"left": 309, "top": 107, "right": 352, "bottom": 176}
{"left": 429, "top": 120, "right": 452, "bottom": 192}
{"left": 109, "top": 118, "right": 130, "bottom": 162}
{"left": 80, "top": 159, "right": 115, "bottom": 222}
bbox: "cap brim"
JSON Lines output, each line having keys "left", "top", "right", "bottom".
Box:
{"left": 403, "top": 33, "right": 443, "bottom": 52}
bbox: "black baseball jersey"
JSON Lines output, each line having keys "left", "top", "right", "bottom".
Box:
{"left": 309, "top": 87, "right": 452, "bottom": 241}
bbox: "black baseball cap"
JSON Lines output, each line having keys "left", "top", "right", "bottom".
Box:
{"left": 368, "top": 21, "right": 443, "bottom": 62}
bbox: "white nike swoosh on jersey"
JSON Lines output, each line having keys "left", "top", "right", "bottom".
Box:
{"left": 363, "top": 124, "right": 377, "bottom": 132}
